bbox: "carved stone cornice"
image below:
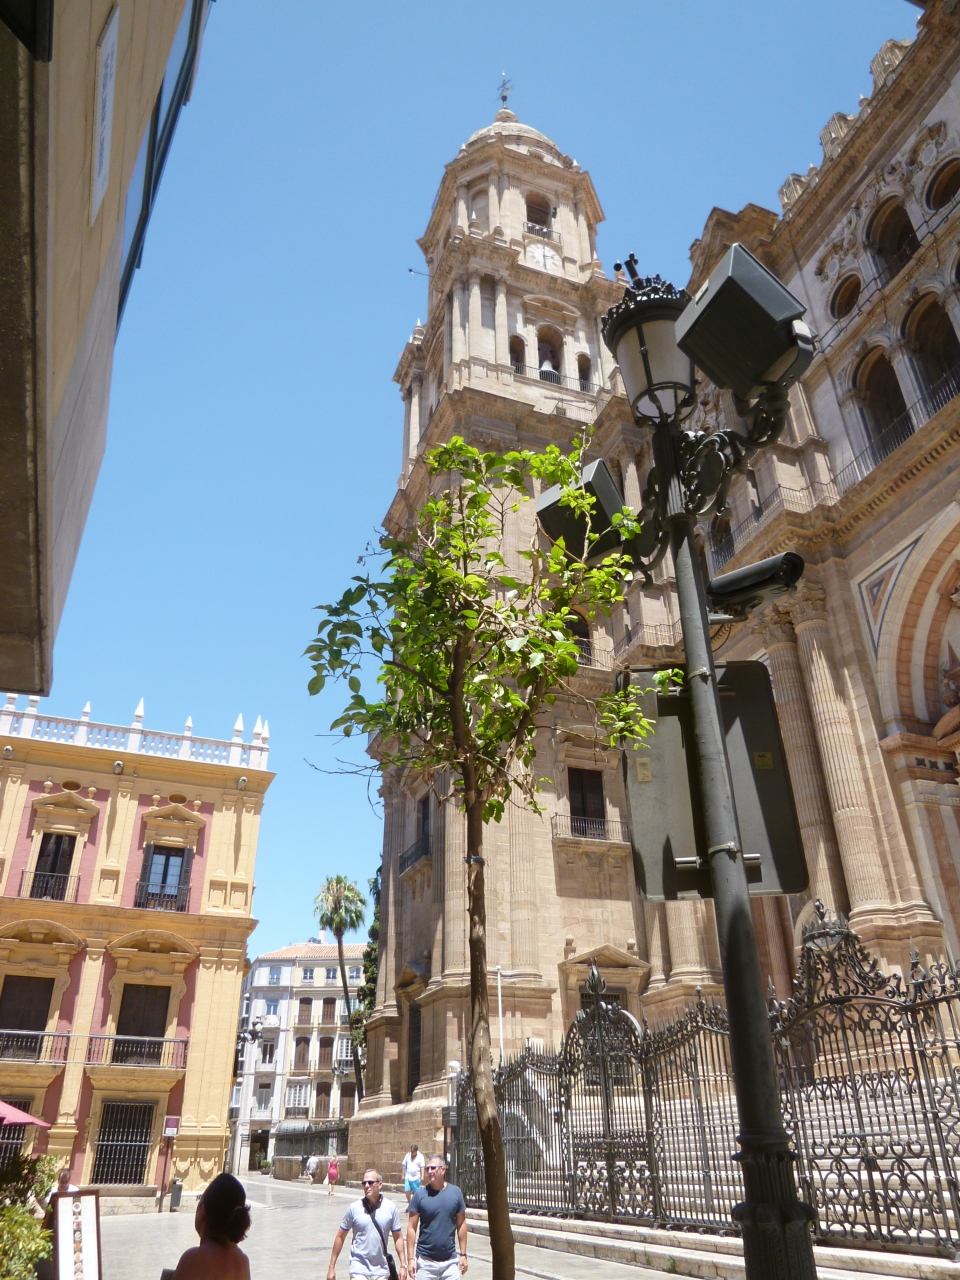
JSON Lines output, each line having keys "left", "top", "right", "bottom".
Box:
{"left": 785, "top": 580, "right": 827, "bottom": 628}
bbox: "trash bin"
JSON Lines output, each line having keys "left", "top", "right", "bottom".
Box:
{"left": 169, "top": 1178, "right": 183, "bottom": 1212}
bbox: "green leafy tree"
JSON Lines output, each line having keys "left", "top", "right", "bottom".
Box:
{"left": 305, "top": 436, "right": 665, "bottom": 1280}
{"left": 352, "top": 868, "right": 381, "bottom": 1051}
{"left": 0, "top": 1153, "right": 57, "bottom": 1280}
{"left": 315, "top": 873, "right": 367, "bottom": 1099}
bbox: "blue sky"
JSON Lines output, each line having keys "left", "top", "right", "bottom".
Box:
{"left": 43, "top": 0, "right": 917, "bottom": 956}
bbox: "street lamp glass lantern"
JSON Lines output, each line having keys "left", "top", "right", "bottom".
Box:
{"left": 601, "top": 273, "right": 696, "bottom": 424}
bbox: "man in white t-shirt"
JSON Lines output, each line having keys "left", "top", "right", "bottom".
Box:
{"left": 327, "top": 1168, "right": 406, "bottom": 1280}
{"left": 401, "top": 1144, "right": 424, "bottom": 1205}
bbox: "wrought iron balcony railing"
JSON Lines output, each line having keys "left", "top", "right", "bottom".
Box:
{"left": 0, "top": 1030, "right": 70, "bottom": 1063}
{"left": 134, "top": 880, "right": 190, "bottom": 912}
{"left": 551, "top": 814, "right": 631, "bottom": 843}
{"left": 86, "top": 1034, "right": 189, "bottom": 1069}
{"left": 284, "top": 1106, "right": 309, "bottom": 1118}
{"left": 523, "top": 221, "right": 561, "bottom": 244}
{"left": 399, "top": 834, "right": 431, "bottom": 876}
{"left": 19, "top": 870, "right": 80, "bottom": 903}
{"left": 510, "top": 363, "right": 599, "bottom": 395}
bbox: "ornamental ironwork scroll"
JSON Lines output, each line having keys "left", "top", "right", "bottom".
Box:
{"left": 455, "top": 913, "right": 960, "bottom": 1257}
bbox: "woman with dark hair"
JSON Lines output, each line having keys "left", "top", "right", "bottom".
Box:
{"left": 173, "top": 1173, "right": 252, "bottom": 1279}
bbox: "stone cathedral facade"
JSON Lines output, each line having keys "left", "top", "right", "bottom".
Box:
{"left": 352, "top": 0, "right": 960, "bottom": 1167}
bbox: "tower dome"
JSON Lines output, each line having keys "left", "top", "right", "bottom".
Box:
{"left": 462, "top": 108, "right": 572, "bottom": 169}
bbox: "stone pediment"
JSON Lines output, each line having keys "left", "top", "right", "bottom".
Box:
{"left": 0, "top": 918, "right": 83, "bottom": 949}
{"left": 32, "top": 790, "right": 99, "bottom": 832}
{"left": 521, "top": 294, "right": 580, "bottom": 327}
{"left": 564, "top": 944, "right": 643, "bottom": 970}
{"left": 142, "top": 802, "right": 205, "bottom": 848}
{"left": 109, "top": 929, "right": 197, "bottom": 960}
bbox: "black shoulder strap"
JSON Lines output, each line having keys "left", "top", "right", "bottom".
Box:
{"left": 363, "top": 1198, "right": 390, "bottom": 1261}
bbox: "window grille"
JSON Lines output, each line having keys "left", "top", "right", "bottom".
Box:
{"left": 92, "top": 1102, "right": 155, "bottom": 1184}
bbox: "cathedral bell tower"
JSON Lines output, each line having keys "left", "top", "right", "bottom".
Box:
{"left": 393, "top": 106, "right": 623, "bottom": 475}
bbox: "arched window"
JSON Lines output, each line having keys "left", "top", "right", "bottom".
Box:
{"left": 577, "top": 354, "right": 592, "bottom": 392}
{"left": 294, "top": 1037, "right": 310, "bottom": 1070}
{"left": 509, "top": 335, "right": 525, "bottom": 375}
{"left": 867, "top": 199, "right": 920, "bottom": 283}
{"left": 831, "top": 275, "right": 861, "bottom": 320}
{"left": 926, "top": 159, "right": 960, "bottom": 212}
{"left": 905, "top": 297, "right": 960, "bottom": 406}
{"left": 525, "top": 193, "right": 552, "bottom": 228}
{"left": 567, "top": 613, "right": 592, "bottom": 666}
{"left": 855, "top": 349, "right": 909, "bottom": 442}
{"left": 537, "top": 327, "right": 562, "bottom": 384}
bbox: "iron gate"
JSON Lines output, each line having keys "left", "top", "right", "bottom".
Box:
{"left": 456, "top": 904, "right": 960, "bottom": 1255}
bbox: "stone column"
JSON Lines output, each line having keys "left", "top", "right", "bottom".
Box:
{"left": 644, "top": 901, "right": 668, "bottom": 988}
{"left": 664, "top": 900, "right": 712, "bottom": 983}
{"left": 563, "top": 331, "right": 577, "bottom": 386}
{"left": 377, "top": 779, "right": 402, "bottom": 1009}
{"left": 451, "top": 281, "right": 466, "bottom": 365}
{"left": 573, "top": 196, "right": 590, "bottom": 266}
{"left": 595, "top": 316, "right": 613, "bottom": 388}
{"left": 408, "top": 376, "right": 422, "bottom": 461}
{"left": 787, "top": 582, "right": 890, "bottom": 913}
{"left": 494, "top": 277, "right": 508, "bottom": 366}
{"left": 888, "top": 339, "right": 926, "bottom": 420}
{"left": 618, "top": 449, "right": 642, "bottom": 511}
{"left": 753, "top": 605, "right": 848, "bottom": 913}
{"left": 508, "top": 795, "right": 539, "bottom": 974}
{"left": 454, "top": 183, "right": 468, "bottom": 234}
{"left": 442, "top": 792, "right": 468, "bottom": 976}
{"left": 488, "top": 169, "right": 502, "bottom": 236}
{"left": 468, "top": 273, "right": 482, "bottom": 361}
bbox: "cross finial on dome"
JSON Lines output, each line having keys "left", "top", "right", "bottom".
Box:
{"left": 498, "top": 72, "right": 512, "bottom": 110}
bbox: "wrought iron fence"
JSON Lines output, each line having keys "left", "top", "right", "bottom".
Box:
{"left": 456, "top": 904, "right": 960, "bottom": 1257}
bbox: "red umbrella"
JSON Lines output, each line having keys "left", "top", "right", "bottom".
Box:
{"left": 0, "top": 1099, "right": 50, "bottom": 1128}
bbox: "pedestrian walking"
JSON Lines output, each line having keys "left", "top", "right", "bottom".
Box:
{"left": 306, "top": 1153, "right": 321, "bottom": 1182}
{"left": 327, "top": 1167, "right": 407, "bottom": 1280}
{"left": 406, "top": 1154, "right": 467, "bottom": 1279}
{"left": 172, "top": 1172, "right": 252, "bottom": 1280}
{"left": 401, "top": 1143, "right": 424, "bottom": 1205}
{"left": 327, "top": 1154, "right": 340, "bottom": 1196}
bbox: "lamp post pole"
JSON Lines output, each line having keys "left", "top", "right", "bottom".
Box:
{"left": 600, "top": 260, "right": 817, "bottom": 1280}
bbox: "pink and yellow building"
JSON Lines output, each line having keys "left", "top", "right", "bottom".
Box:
{"left": 0, "top": 695, "right": 271, "bottom": 1195}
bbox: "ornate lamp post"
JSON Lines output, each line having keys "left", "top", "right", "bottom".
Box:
{"left": 599, "top": 247, "right": 817, "bottom": 1280}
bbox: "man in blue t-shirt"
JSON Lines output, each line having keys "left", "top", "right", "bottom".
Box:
{"left": 406, "top": 1154, "right": 467, "bottom": 1279}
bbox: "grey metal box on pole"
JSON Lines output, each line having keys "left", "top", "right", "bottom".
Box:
{"left": 623, "top": 662, "right": 808, "bottom": 901}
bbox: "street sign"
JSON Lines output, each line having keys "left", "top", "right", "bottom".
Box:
{"left": 623, "top": 661, "right": 808, "bottom": 901}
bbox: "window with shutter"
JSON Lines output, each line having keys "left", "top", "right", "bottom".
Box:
{"left": 0, "top": 977, "right": 53, "bottom": 1060}
{"left": 113, "top": 984, "right": 170, "bottom": 1064}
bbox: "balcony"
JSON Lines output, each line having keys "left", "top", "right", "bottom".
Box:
{"left": 0, "top": 1030, "right": 69, "bottom": 1064}
{"left": 708, "top": 362, "right": 960, "bottom": 574}
{"left": 85, "top": 1035, "right": 188, "bottom": 1076}
{"left": 19, "top": 870, "right": 79, "bottom": 903}
{"left": 399, "top": 834, "right": 431, "bottom": 876}
{"left": 134, "top": 880, "right": 190, "bottom": 912}
{"left": 551, "top": 814, "right": 631, "bottom": 843}
{"left": 284, "top": 1106, "right": 309, "bottom": 1118}
{"left": 511, "top": 363, "right": 599, "bottom": 395}
{"left": 249, "top": 1105, "right": 273, "bottom": 1120}
{"left": 523, "top": 221, "right": 561, "bottom": 245}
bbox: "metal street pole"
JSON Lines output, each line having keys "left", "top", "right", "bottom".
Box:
{"left": 597, "top": 257, "right": 818, "bottom": 1280}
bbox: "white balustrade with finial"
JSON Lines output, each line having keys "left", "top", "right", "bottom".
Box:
{"left": 0, "top": 696, "right": 269, "bottom": 769}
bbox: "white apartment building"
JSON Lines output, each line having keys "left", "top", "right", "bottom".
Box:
{"left": 228, "top": 939, "right": 365, "bottom": 1174}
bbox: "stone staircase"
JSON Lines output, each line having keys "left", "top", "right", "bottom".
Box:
{"left": 465, "top": 1208, "right": 960, "bottom": 1280}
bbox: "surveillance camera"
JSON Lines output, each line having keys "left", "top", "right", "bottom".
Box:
{"left": 2, "top": 745, "right": 13, "bottom": 760}
{"left": 237, "top": 776, "right": 248, "bottom": 790}
{"left": 706, "top": 552, "right": 804, "bottom": 616}
{"left": 113, "top": 760, "right": 124, "bottom": 775}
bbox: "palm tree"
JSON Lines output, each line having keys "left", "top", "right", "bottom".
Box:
{"left": 315, "top": 874, "right": 366, "bottom": 1101}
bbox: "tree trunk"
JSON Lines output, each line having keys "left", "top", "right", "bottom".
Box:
{"left": 466, "top": 798, "right": 515, "bottom": 1280}
{"left": 336, "top": 929, "right": 365, "bottom": 1101}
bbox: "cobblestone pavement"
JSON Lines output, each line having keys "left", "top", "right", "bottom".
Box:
{"left": 100, "top": 1174, "right": 673, "bottom": 1279}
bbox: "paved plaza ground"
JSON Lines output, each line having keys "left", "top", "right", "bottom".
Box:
{"left": 101, "top": 1174, "right": 672, "bottom": 1280}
